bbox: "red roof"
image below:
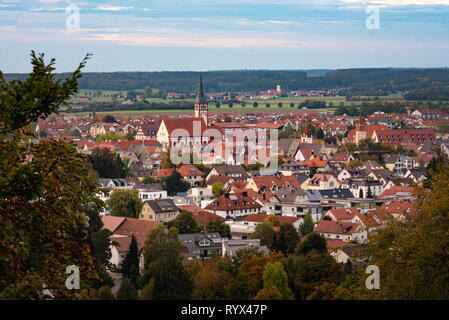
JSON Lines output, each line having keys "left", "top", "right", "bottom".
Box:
{"left": 378, "top": 186, "right": 416, "bottom": 200}
{"left": 314, "top": 220, "right": 360, "bottom": 235}
{"left": 177, "top": 164, "right": 204, "bottom": 177}
{"left": 205, "top": 192, "right": 262, "bottom": 211}
{"left": 326, "top": 207, "right": 360, "bottom": 221}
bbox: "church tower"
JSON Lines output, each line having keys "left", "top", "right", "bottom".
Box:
{"left": 194, "top": 72, "right": 208, "bottom": 126}
{"left": 354, "top": 114, "right": 367, "bottom": 146}
{"left": 301, "top": 124, "right": 313, "bottom": 144}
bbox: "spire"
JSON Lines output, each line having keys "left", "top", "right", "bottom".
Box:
{"left": 303, "top": 124, "right": 312, "bottom": 137}
{"left": 358, "top": 113, "right": 364, "bottom": 127}
{"left": 196, "top": 72, "right": 206, "bottom": 103}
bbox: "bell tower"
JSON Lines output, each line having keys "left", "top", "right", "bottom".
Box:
{"left": 194, "top": 72, "right": 208, "bottom": 126}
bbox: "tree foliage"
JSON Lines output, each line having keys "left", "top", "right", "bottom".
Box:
{"left": 107, "top": 188, "right": 143, "bottom": 218}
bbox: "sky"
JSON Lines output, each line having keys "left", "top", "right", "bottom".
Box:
{"left": 1, "top": 0, "right": 449, "bottom": 73}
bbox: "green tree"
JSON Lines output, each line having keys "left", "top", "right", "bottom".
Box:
{"left": 0, "top": 51, "right": 109, "bottom": 299}
{"left": 278, "top": 223, "right": 300, "bottom": 255}
{"left": 262, "top": 262, "right": 293, "bottom": 300}
{"left": 98, "top": 286, "right": 115, "bottom": 300}
{"left": 204, "top": 218, "right": 231, "bottom": 239}
{"left": 120, "top": 235, "right": 140, "bottom": 282}
{"left": 171, "top": 210, "right": 201, "bottom": 234}
{"left": 107, "top": 188, "right": 143, "bottom": 218}
{"left": 91, "top": 228, "right": 113, "bottom": 265}
{"left": 224, "top": 273, "right": 257, "bottom": 300}
{"left": 141, "top": 225, "right": 193, "bottom": 299}
{"left": 212, "top": 181, "right": 225, "bottom": 198}
{"left": 296, "top": 232, "right": 327, "bottom": 256}
{"left": 299, "top": 213, "right": 314, "bottom": 237}
{"left": 88, "top": 147, "right": 120, "bottom": 178}
{"left": 316, "top": 127, "right": 325, "bottom": 140}
{"left": 116, "top": 278, "right": 138, "bottom": 300}
{"left": 116, "top": 153, "right": 132, "bottom": 178}
{"left": 163, "top": 170, "right": 190, "bottom": 196}
{"left": 250, "top": 222, "right": 276, "bottom": 248}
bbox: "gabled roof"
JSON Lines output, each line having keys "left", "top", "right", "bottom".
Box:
{"left": 314, "top": 220, "right": 360, "bottom": 235}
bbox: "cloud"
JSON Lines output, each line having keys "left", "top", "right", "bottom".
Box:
{"left": 339, "top": 0, "right": 449, "bottom": 5}
{"left": 86, "top": 32, "right": 304, "bottom": 48}
{"left": 96, "top": 5, "right": 134, "bottom": 11}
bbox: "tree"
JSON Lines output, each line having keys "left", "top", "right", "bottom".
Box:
{"left": 286, "top": 254, "right": 342, "bottom": 300}
{"left": 316, "top": 127, "right": 325, "bottom": 140}
{"left": 253, "top": 102, "right": 258, "bottom": 108}
{"left": 161, "top": 153, "right": 176, "bottom": 169}
{"left": 116, "top": 278, "right": 138, "bottom": 300}
{"left": 366, "top": 186, "right": 373, "bottom": 198}
{"left": 299, "top": 213, "right": 314, "bottom": 237}
{"left": 264, "top": 215, "right": 280, "bottom": 227}
{"left": 359, "top": 189, "right": 364, "bottom": 198}
{"left": 116, "top": 153, "right": 132, "bottom": 178}
{"left": 144, "top": 86, "right": 153, "bottom": 98}
{"left": 141, "top": 225, "right": 193, "bottom": 299}
{"left": 276, "top": 223, "right": 300, "bottom": 255}
{"left": 224, "top": 273, "right": 257, "bottom": 300}
{"left": 171, "top": 210, "right": 201, "bottom": 234}
{"left": 250, "top": 222, "right": 276, "bottom": 248}
{"left": 0, "top": 51, "right": 109, "bottom": 299}
{"left": 290, "top": 103, "right": 294, "bottom": 108}
{"left": 296, "top": 232, "right": 327, "bottom": 256}
{"left": 107, "top": 189, "right": 143, "bottom": 218}
{"left": 262, "top": 262, "right": 293, "bottom": 300}
{"left": 163, "top": 170, "right": 190, "bottom": 196}
{"left": 224, "top": 116, "right": 232, "bottom": 123}
{"left": 212, "top": 181, "right": 225, "bottom": 198}
{"left": 103, "top": 115, "right": 117, "bottom": 123}
{"left": 142, "top": 175, "right": 162, "bottom": 185}
{"left": 91, "top": 229, "right": 113, "bottom": 265}
{"left": 351, "top": 155, "right": 449, "bottom": 299}
{"left": 98, "top": 286, "right": 115, "bottom": 300}
{"left": 120, "top": 235, "right": 140, "bottom": 283}
{"left": 204, "top": 218, "right": 231, "bottom": 239}
{"left": 191, "top": 261, "right": 232, "bottom": 300}
{"left": 88, "top": 147, "right": 120, "bottom": 178}
{"left": 254, "top": 286, "right": 283, "bottom": 300}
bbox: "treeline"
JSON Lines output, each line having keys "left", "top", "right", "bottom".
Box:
{"left": 334, "top": 101, "right": 408, "bottom": 116}
{"left": 5, "top": 68, "right": 449, "bottom": 94}
{"left": 67, "top": 100, "right": 194, "bottom": 113}
{"left": 404, "top": 88, "right": 449, "bottom": 101}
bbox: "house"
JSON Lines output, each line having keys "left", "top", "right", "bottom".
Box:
{"left": 372, "top": 128, "right": 436, "bottom": 145}
{"left": 331, "top": 244, "right": 367, "bottom": 264}
{"left": 314, "top": 220, "right": 367, "bottom": 243}
{"left": 378, "top": 186, "right": 416, "bottom": 200}
{"left": 383, "top": 177, "right": 415, "bottom": 190}
{"left": 342, "top": 178, "right": 383, "bottom": 198}
{"left": 302, "top": 174, "right": 340, "bottom": 190}
{"left": 178, "top": 232, "right": 222, "bottom": 262}
{"left": 404, "top": 168, "right": 428, "bottom": 183}
{"left": 177, "top": 164, "right": 204, "bottom": 187}
{"left": 246, "top": 174, "right": 302, "bottom": 193}
{"left": 411, "top": 108, "right": 448, "bottom": 120}
{"left": 102, "top": 216, "right": 159, "bottom": 272}
{"left": 384, "top": 154, "right": 415, "bottom": 172}
{"left": 380, "top": 200, "right": 417, "bottom": 220}
{"left": 206, "top": 165, "right": 249, "bottom": 182}
{"left": 204, "top": 191, "right": 263, "bottom": 219}
{"left": 222, "top": 239, "right": 269, "bottom": 257}
{"left": 324, "top": 207, "right": 361, "bottom": 222}
{"left": 140, "top": 198, "right": 180, "bottom": 222}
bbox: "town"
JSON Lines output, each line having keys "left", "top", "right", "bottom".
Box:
{"left": 19, "top": 71, "right": 449, "bottom": 300}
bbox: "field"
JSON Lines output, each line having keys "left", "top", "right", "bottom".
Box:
{"left": 63, "top": 91, "right": 405, "bottom": 115}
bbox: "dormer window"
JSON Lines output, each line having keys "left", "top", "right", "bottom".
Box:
{"left": 199, "top": 238, "right": 210, "bottom": 246}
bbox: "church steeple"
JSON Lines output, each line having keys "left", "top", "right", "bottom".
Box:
{"left": 194, "top": 72, "right": 208, "bottom": 126}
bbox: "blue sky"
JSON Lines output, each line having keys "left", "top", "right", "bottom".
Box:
{"left": 1, "top": 0, "right": 449, "bottom": 72}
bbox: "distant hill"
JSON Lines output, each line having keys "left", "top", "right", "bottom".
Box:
{"left": 4, "top": 68, "right": 449, "bottom": 94}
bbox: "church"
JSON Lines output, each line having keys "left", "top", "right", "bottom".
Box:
{"left": 156, "top": 73, "right": 220, "bottom": 152}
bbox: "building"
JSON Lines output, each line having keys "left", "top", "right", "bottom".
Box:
{"left": 178, "top": 232, "right": 222, "bottom": 262}
{"left": 222, "top": 239, "right": 269, "bottom": 257}
{"left": 140, "top": 198, "right": 180, "bottom": 222}
{"left": 354, "top": 115, "right": 367, "bottom": 146}
{"left": 204, "top": 191, "right": 263, "bottom": 219}
{"left": 194, "top": 72, "right": 209, "bottom": 126}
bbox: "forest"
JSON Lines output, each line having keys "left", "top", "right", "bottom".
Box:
{"left": 4, "top": 68, "right": 449, "bottom": 94}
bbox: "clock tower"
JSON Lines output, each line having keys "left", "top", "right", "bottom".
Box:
{"left": 194, "top": 72, "right": 208, "bottom": 126}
